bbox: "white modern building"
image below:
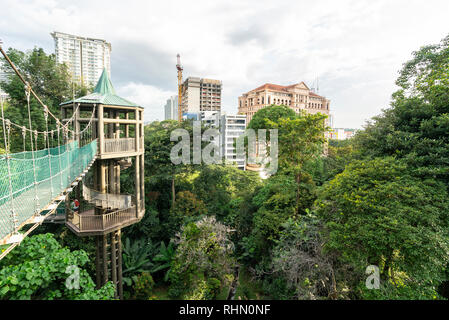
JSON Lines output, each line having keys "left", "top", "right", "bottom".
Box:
{"left": 0, "top": 60, "right": 10, "bottom": 100}
{"left": 182, "top": 111, "right": 246, "bottom": 170}
{"left": 51, "top": 31, "right": 111, "bottom": 86}
{"left": 200, "top": 111, "right": 220, "bottom": 128}
{"left": 328, "top": 128, "right": 356, "bottom": 140}
{"left": 328, "top": 113, "right": 335, "bottom": 128}
{"left": 219, "top": 114, "right": 246, "bottom": 170}
{"left": 164, "top": 95, "right": 178, "bottom": 120}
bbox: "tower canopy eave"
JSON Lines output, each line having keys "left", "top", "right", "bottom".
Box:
{"left": 60, "top": 68, "right": 141, "bottom": 108}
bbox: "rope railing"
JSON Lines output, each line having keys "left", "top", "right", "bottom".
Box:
{"left": 0, "top": 139, "right": 98, "bottom": 241}
{"left": 0, "top": 43, "right": 98, "bottom": 248}
{"left": 0, "top": 44, "right": 82, "bottom": 135}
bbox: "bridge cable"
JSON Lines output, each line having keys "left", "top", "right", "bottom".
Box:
{"left": 1, "top": 96, "right": 19, "bottom": 233}
{"left": 25, "top": 85, "right": 40, "bottom": 214}
{"left": 0, "top": 44, "right": 86, "bottom": 135}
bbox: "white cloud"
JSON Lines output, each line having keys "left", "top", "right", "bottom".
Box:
{"left": 2, "top": 0, "right": 449, "bottom": 127}
{"left": 116, "top": 82, "right": 175, "bottom": 122}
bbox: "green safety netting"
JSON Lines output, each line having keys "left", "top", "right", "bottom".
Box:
{"left": 0, "top": 140, "right": 97, "bottom": 240}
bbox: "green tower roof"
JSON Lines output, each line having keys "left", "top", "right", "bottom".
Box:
{"left": 60, "top": 68, "right": 141, "bottom": 108}
{"left": 93, "top": 68, "right": 116, "bottom": 95}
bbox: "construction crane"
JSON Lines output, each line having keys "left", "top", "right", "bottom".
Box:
{"left": 176, "top": 54, "right": 183, "bottom": 122}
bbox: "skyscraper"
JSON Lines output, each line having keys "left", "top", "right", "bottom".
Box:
{"left": 51, "top": 31, "right": 111, "bottom": 86}
{"left": 181, "top": 77, "right": 222, "bottom": 115}
{"left": 164, "top": 95, "right": 178, "bottom": 120}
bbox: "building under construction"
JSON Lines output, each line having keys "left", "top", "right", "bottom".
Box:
{"left": 180, "top": 77, "right": 222, "bottom": 115}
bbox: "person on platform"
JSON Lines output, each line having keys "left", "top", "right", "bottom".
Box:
{"left": 71, "top": 199, "right": 80, "bottom": 213}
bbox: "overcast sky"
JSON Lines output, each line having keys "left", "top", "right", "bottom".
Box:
{"left": 1, "top": 0, "right": 449, "bottom": 128}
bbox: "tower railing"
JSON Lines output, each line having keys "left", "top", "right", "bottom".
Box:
{"left": 69, "top": 206, "right": 138, "bottom": 233}
{"left": 82, "top": 183, "right": 132, "bottom": 210}
{"left": 103, "top": 138, "right": 136, "bottom": 153}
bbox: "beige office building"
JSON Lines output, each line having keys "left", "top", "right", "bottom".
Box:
{"left": 238, "top": 82, "right": 330, "bottom": 124}
{"left": 181, "top": 77, "right": 222, "bottom": 114}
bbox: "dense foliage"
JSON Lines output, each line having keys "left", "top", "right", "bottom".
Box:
{"left": 169, "top": 216, "right": 236, "bottom": 299}
{"left": 0, "top": 47, "right": 90, "bottom": 151}
{"left": 0, "top": 234, "right": 114, "bottom": 300}
{"left": 3, "top": 34, "right": 449, "bottom": 301}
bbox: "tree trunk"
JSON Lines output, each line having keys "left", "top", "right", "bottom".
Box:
{"left": 295, "top": 173, "right": 301, "bottom": 217}
{"left": 382, "top": 252, "right": 393, "bottom": 282}
{"left": 171, "top": 176, "right": 175, "bottom": 208}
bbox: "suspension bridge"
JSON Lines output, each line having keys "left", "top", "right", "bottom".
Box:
{"left": 0, "top": 43, "right": 145, "bottom": 299}
{"left": 0, "top": 45, "right": 99, "bottom": 258}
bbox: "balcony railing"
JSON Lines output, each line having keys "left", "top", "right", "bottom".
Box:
{"left": 70, "top": 206, "right": 138, "bottom": 233}
{"left": 103, "top": 138, "right": 136, "bottom": 153}
{"left": 83, "top": 183, "right": 132, "bottom": 210}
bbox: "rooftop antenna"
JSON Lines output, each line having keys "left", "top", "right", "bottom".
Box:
{"left": 311, "top": 78, "right": 316, "bottom": 93}
{"left": 176, "top": 54, "right": 183, "bottom": 122}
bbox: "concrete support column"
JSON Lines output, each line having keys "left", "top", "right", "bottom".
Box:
{"left": 114, "top": 111, "right": 120, "bottom": 139}
{"left": 100, "top": 161, "right": 106, "bottom": 194}
{"left": 140, "top": 153, "right": 144, "bottom": 213}
{"left": 110, "top": 232, "right": 117, "bottom": 299}
{"left": 135, "top": 155, "right": 141, "bottom": 216}
{"left": 108, "top": 110, "right": 114, "bottom": 138}
{"left": 125, "top": 112, "right": 129, "bottom": 138}
{"left": 74, "top": 103, "right": 80, "bottom": 145}
{"left": 117, "top": 229, "right": 123, "bottom": 300}
{"left": 115, "top": 162, "right": 120, "bottom": 194}
{"left": 135, "top": 109, "right": 139, "bottom": 152}
{"left": 95, "top": 236, "right": 101, "bottom": 288}
{"left": 140, "top": 111, "right": 145, "bottom": 151}
{"left": 98, "top": 105, "right": 104, "bottom": 154}
{"left": 102, "top": 234, "right": 108, "bottom": 285}
{"left": 108, "top": 160, "right": 115, "bottom": 194}
{"left": 92, "top": 105, "right": 97, "bottom": 140}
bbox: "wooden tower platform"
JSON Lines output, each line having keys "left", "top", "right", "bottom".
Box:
{"left": 60, "top": 69, "right": 145, "bottom": 299}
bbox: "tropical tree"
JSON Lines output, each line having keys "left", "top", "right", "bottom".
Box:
{"left": 168, "top": 190, "right": 207, "bottom": 234}
{"left": 354, "top": 33, "right": 449, "bottom": 184}
{"left": 269, "top": 112, "right": 328, "bottom": 215}
{"left": 151, "top": 241, "right": 176, "bottom": 282}
{"left": 122, "top": 237, "right": 155, "bottom": 287}
{"left": 0, "top": 233, "right": 114, "bottom": 300}
{"left": 317, "top": 157, "right": 449, "bottom": 299}
{"left": 171, "top": 190, "right": 207, "bottom": 217}
{"left": 144, "top": 120, "right": 205, "bottom": 209}
{"left": 269, "top": 215, "right": 336, "bottom": 300}
{"left": 193, "top": 164, "right": 260, "bottom": 221}
{"left": 169, "top": 216, "right": 236, "bottom": 299}
{"left": 0, "top": 47, "right": 90, "bottom": 151}
{"left": 247, "top": 104, "right": 296, "bottom": 131}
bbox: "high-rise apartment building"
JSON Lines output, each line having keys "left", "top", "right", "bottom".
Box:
{"left": 51, "top": 31, "right": 111, "bottom": 86}
{"left": 181, "top": 77, "right": 222, "bottom": 115}
{"left": 220, "top": 114, "right": 246, "bottom": 170}
{"left": 238, "top": 82, "right": 330, "bottom": 124}
{"left": 164, "top": 95, "right": 178, "bottom": 120}
{"left": 0, "top": 60, "right": 10, "bottom": 99}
